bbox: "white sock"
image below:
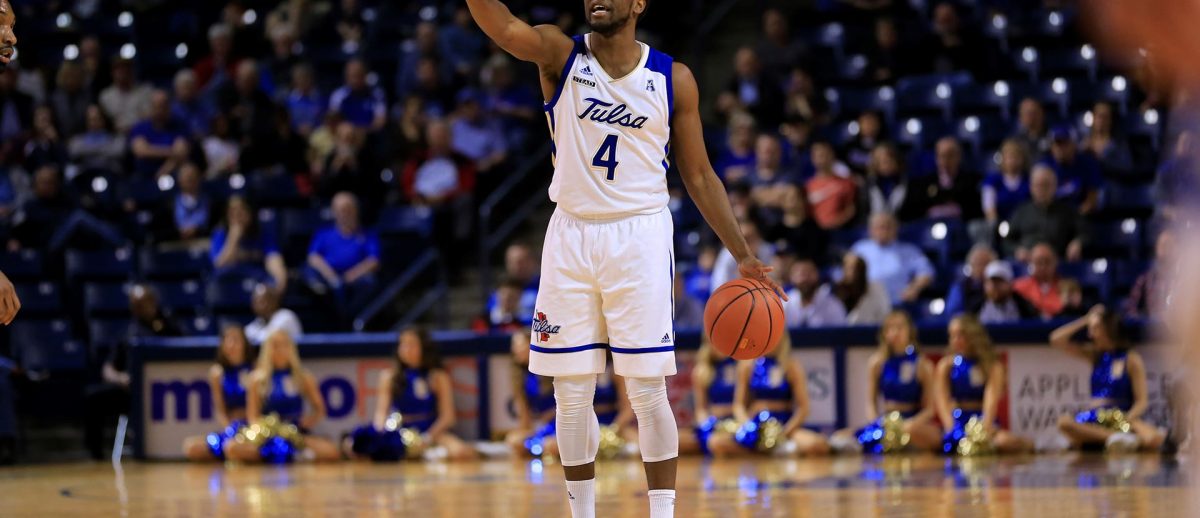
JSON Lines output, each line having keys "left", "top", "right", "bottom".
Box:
{"left": 565, "top": 479, "right": 596, "bottom": 518}
{"left": 648, "top": 489, "right": 675, "bottom": 518}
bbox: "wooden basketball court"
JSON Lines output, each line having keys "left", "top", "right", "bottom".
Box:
{"left": 0, "top": 455, "right": 1187, "bottom": 517}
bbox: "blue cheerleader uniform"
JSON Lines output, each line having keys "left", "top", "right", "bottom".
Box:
{"left": 736, "top": 357, "right": 795, "bottom": 450}
{"left": 204, "top": 363, "right": 252, "bottom": 459}
{"left": 350, "top": 368, "right": 441, "bottom": 461}
{"left": 695, "top": 358, "right": 738, "bottom": 455}
{"left": 856, "top": 347, "right": 923, "bottom": 454}
{"left": 257, "top": 368, "right": 307, "bottom": 463}
{"left": 1074, "top": 350, "right": 1134, "bottom": 425}
{"left": 941, "top": 355, "right": 988, "bottom": 454}
{"left": 525, "top": 369, "right": 620, "bottom": 456}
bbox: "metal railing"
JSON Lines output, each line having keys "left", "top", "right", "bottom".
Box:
{"left": 353, "top": 249, "right": 447, "bottom": 331}
{"left": 477, "top": 142, "right": 553, "bottom": 302}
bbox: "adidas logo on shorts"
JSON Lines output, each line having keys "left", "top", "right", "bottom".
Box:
{"left": 660, "top": 333, "right": 671, "bottom": 344}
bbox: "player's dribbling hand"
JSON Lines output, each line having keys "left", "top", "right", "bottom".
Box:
{"left": 0, "top": 271, "right": 19, "bottom": 325}
{"left": 738, "top": 256, "right": 789, "bottom": 302}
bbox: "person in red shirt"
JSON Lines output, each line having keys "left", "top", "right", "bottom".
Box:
{"left": 1012, "top": 242, "right": 1068, "bottom": 318}
{"left": 805, "top": 141, "right": 857, "bottom": 230}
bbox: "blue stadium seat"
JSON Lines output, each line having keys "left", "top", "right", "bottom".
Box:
{"left": 1101, "top": 185, "right": 1155, "bottom": 218}
{"left": 1126, "top": 108, "right": 1165, "bottom": 149}
{"left": 1041, "top": 45, "right": 1098, "bottom": 81}
{"left": 249, "top": 172, "right": 302, "bottom": 207}
{"left": 88, "top": 318, "right": 129, "bottom": 351}
{"left": 376, "top": 206, "right": 433, "bottom": 238}
{"left": 1112, "top": 260, "right": 1149, "bottom": 295}
{"left": 66, "top": 248, "right": 135, "bottom": 282}
{"left": 14, "top": 282, "right": 62, "bottom": 317}
{"left": 1096, "top": 76, "right": 1132, "bottom": 114}
{"left": 825, "top": 86, "right": 897, "bottom": 125}
{"left": 913, "top": 298, "right": 951, "bottom": 324}
{"left": 281, "top": 208, "right": 332, "bottom": 264}
{"left": 139, "top": 248, "right": 210, "bottom": 279}
{"left": 122, "top": 176, "right": 172, "bottom": 207}
{"left": 83, "top": 282, "right": 131, "bottom": 318}
{"left": 896, "top": 73, "right": 971, "bottom": 121}
{"left": 951, "top": 81, "right": 1014, "bottom": 119}
{"left": 893, "top": 116, "right": 952, "bottom": 149}
{"left": 0, "top": 250, "right": 43, "bottom": 281}
{"left": 836, "top": 54, "right": 869, "bottom": 84}
{"left": 809, "top": 22, "right": 847, "bottom": 60}
{"left": 900, "top": 219, "right": 965, "bottom": 267}
{"left": 154, "top": 280, "right": 207, "bottom": 316}
{"left": 207, "top": 278, "right": 256, "bottom": 314}
{"left": 1059, "top": 260, "right": 1112, "bottom": 302}
{"left": 955, "top": 114, "right": 1007, "bottom": 155}
{"left": 1034, "top": 78, "right": 1071, "bottom": 118}
{"left": 1084, "top": 220, "right": 1143, "bottom": 261}
{"left": 10, "top": 320, "right": 84, "bottom": 372}
{"left": 1014, "top": 46, "right": 1041, "bottom": 83}
{"left": 181, "top": 315, "right": 220, "bottom": 336}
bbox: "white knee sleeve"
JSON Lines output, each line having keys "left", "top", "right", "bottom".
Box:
{"left": 554, "top": 375, "right": 600, "bottom": 467}
{"left": 625, "top": 377, "right": 679, "bottom": 463}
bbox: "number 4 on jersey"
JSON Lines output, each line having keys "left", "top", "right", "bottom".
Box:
{"left": 592, "top": 134, "right": 620, "bottom": 182}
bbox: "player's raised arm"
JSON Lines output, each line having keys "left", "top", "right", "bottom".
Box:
{"left": 670, "top": 62, "right": 787, "bottom": 301}
{"left": 465, "top": 0, "right": 573, "bottom": 70}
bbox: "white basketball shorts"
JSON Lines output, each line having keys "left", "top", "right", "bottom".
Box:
{"left": 528, "top": 207, "right": 677, "bottom": 378}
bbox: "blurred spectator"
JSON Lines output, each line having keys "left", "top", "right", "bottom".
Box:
{"left": 1155, "top": 130, "right": 1198, "bottom": 222}
{"left": 867, "top": 17, "right": 907, "bottom": 84}
{"left": 334, "top": 0, "right": 367, "bottom": 48}
{"left": 78, "top": 36, "right": 111, "bottom": 99}
{"left": 402, "top": 119, "right": 475, "bottom": 272}
{"left": 410, "top": 57, "right": 457, "bottom": 118}
{"left": 129, "top": 90, "right": 190, "bottom": 178}
{"left": 244, "top": 283, "right": 303, "bottom": 344}
{"left": 394, "top": 95, "right": 428, "bottom": 158}
{"left": 201, "top": 114, "right": 240, "bottom": 178}
{"left": 170, "top": 70, "right": 213, "bottom": 140}
{"left": 171, "top": 163, "right": 211, "bottom": 243}
{"left": 916, "top": 2, "right": 997, "bottom": 80}
{"left": 329, "top": 59, "right": 387, "bottom": 132}
{"left": 806, "top": 142, "right": 857, "bottom": 230}
{"left": 474, "top": 277, "right": 527, "bottom": 333}
{"left": 981, "top": 138, "right": 1032, "bottom": 224}
{"left": 1013, "top": 243, "right": 1069, "bottom": 318}
{"left": 767, "top": 184, "right": 828, "bottom": 262}
{"left": 712, "top": 219, "right": 775, "bottom": 289}
{"left": 23, "top": 106, "right": 67, "bottom": 173}
{"left": 317, "top": 122, "right": 369, "bottom": 198}
{"left": 67, "top": 105, "right": 124, "bottom": 172}
{"left": 194, "top": 23, "right": 240, "bottom": 90}
{"left": 84, "top": 284, "right": 181, "bottom": 459}
{"left": 1013, "top": 98, "right": 1049, "bottom": 155}
{"left": 440, "top": 7, "right": 487, "bottom": 79}
{"left": 863, "top": 142, "right": 907, "bottom": 216}
{"left": 285, "top": 63, "right": 325, "bottom": 137}
{"left": 98, "top": 58, "right": 152, "bottom": 133}
{"left": 778, "top": 116, "right": 814, "bottom": 172}
{"left": 1057, "top": 279, "right": 1091, "bottom": 317}
{"left": 945, "top": 244, "right": 996, "bottom": 317}
{"left": 8, "top": 166, "right": 123, "bottom": 252}
{"left": 851, "top": 213, "right": 934, "bottom": 304}
{"left": 719, "top": 47, "right": 784, "bottom": 129}
{"left": 782, "top": 67, "right": 828, "bottom": 125}
{"left": 900, "top": 137, "right": 981, "bottom": 221}
{"left": 216, "top": 61, "right": 276, "bottom": 171}
{"left": 0, "top": 68, "right": 32, "bottom": 161}
{"left": 784, "top": 259, "right": 847, "bottom": 328}
{"left": 480, "top": 57, "right": 538, "bottom": 149}
{"left": 747, "top": 134, "right": 795, "bottom": 209}
{"left": 1040, "top": 125, "right": 1101, "bottom": 214}
{"left": 304, "top": 192, "right": 380, "bottom": 318}
{"left": 1124, "top": 230, "right": 1174, "bottom": 319}
{"left": 834, "top": 252, "right": 892, "bottom": 325}
{"left": 842, "top": 111, "right": 885, "bottom": 174}
{"left": 210, "top": 195, "right": 287, "bottom": 288}
{"left": 684, "top": 247, "right": 716, "bottom": 305}
{"left": 451, "top": 88, "right": 508, "bottom": 175}
{"left": 717, "top": 112, "right": 756, "bottom": 183}
{"left": 674, "top": 275, "right": 704, "bottom": 330}
{"left": 1082, "top": 101, "right": 1133, "bottom": 177}
{"left": 486, "top": 243, "right": 540, "bottom": 322}
{"left": 756, "top": 9, "right": 807, "bottom": 80}
{"left": 1006, "top": 165, "right": 1086, "bottom": 261}
{"left": 49, "top": 61, "right": 89, "bottom": 138}
{"left": 971, "top": 260, "right": 1038, "bottom": 323}
{"left": 267, "top": 0, "right": 320, "bottom": 43}
{"left": 263, "top": 26, "right": 301, "bottom": 97}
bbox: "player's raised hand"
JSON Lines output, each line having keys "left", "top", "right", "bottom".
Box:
{"left": 738, "top": 256, "right": 789, "bottom": 302}
{"left": 0, "top": 271, "right": 20, "bottom": 325}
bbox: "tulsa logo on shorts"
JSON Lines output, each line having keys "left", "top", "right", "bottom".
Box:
{"left": 533, "top": 311, "right": 562, "bottom": 342}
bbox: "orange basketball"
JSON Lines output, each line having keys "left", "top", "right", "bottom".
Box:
{"left": 702, "top": 278, "right": 786, "bottom": 360}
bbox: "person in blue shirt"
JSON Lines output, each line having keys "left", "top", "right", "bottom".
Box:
{"left": 934, "top": 315, "right": 1032, "bottom": 454}
{"left": 128, "top": 90, "right": 189, "bottom": 178}
{"left": 1050, "top": 306, "right": 1165, "bottom": 452}
{"left": 304, "top": 192, "right": 380, "bottom": 320}
{"left": 170, "top": 70, "right": 213, "bottom": 140}
{"left": 183, "top": 325, "right": 256, "bottom": 461}
{"left": 172, "top": 162, "right": 210, "bottom": 242}
{"left": 328, "top": 59, "right": 387, "bottom": 132}
{"left": 944, "top": 244, "right": 996, "bottom": 318}
{"left": 682, "top": 337, "right": 742, "bottom": 456}
{"left": 211, "top": 195, "right": 287, "bottom": 288}
{"left": 850, "top": 213, "right": 935, "bottom": 305}
{"left": 1039, "top": 125, "right": 1101, "bottom": 215}
{"left": 485, "top": 243, "right": 539, "bottom": 323}
{"left": 284, "top": 63, "right": 325, "bottom": 137}
{"left": 981, "top": 138, "right": 1032, "bottom": 225}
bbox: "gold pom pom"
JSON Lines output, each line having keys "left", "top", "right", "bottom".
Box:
{"left": 757, "top": 418, "right": 784, "bottom": 453}
{"left": 399, "top": 428, "right": 426, "bottom": 460}
{"left": 956, "top": 417, "right": 994, "bottom": 457}
{"left": 597, "top": 425, "right": 626, "bottom": 460}
{"left": 233, "top": 413, "right": 305, "bottom": 449}
{"left": 880, "top": 411, "right": 912, "bottom": 454}
{"left": 384, "top": 412, "right": 404, "bottom": 432}
{"left": 1096, "top": 408, "right": 1133, "bottom": 433}
{"left": 715, "top": 418, "right": 741, "bottom": 436}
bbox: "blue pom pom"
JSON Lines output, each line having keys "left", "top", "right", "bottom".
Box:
{"left": 260, "top": 436, "right": 297, "bottom": 464}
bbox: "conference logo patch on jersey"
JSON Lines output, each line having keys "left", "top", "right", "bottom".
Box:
{"left": 578, "top": 98, "right": 649, "bottom": 129}
{"left": 573, "top": 75, "right": 597, "bottom": 89}
{"left": 533, "top": 311, "right": 562, "bottom": 342}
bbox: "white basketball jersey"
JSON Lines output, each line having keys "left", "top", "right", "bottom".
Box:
{"left": 545, "top": 33, "right": 674, "bottom": 219}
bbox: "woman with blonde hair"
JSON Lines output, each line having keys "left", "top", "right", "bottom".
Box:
{"left": 223, "top": 329, "right": 340, "bottom": 462}
{"left": 732, "top": 333, "right": 830, "bottom": 455}
{"left": 683, "top": 335, "right": 742, "bottom": 456}
{"left": 182, "top": 325, "right": 256, "bottom": 461}
{"left": 830, "top": 311, "right": 941, "bottom": 453}
{"left": 934, "top": 315, "right": 1032, "bottom": 454}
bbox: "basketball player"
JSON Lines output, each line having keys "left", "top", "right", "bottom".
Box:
{"left": 465, "top": 1, "right": 783, "bottom": 516}
{"left": 0, "top": 0, "right": 19, "bottom": 326}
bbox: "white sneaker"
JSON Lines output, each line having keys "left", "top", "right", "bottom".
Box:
{"left": 829, "top": 435, "right": 861, "bottom": 455}
{"left": 1036, "top": 433, "right": 1072, "bottom": 453}
{"left": 422, "top": 446, "right": 449, "bottom": 461}
{"left": 1105, "top": 433, "right": 1140, "bottom": 454}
